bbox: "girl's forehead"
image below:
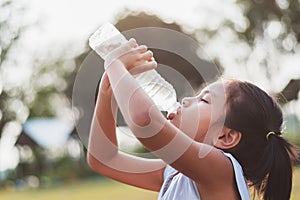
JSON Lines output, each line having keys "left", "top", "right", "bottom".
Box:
{"left": 199, "top": 81, "right": 228, "bottom": 95}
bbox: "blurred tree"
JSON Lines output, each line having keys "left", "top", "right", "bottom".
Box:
{"left": 0, "top": 0, "right": 27, "bottom": 137}
{"left": 0, "top": 0, "right": 76, "bottom": 179}
{"left": 279, "top": 79, "right": 300, "bottom": 103}
{"left": 197, "top": 0, "right": 300, "bottom": 51}
{"left": 240, "top": 0, "right": 300, "bottom": 50}
{"left": 191, "top": 0, "right": 299, "bottom": 100}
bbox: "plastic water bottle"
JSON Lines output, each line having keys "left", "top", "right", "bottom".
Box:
{"left": 88, "top": 22, "right": 180, "bottom": 113}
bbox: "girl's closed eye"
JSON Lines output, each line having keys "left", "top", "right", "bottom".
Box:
{"left": 201, "top": 98, "right": 209, "bottom": 104}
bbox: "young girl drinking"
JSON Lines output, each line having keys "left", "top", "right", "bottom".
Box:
{"left": 87, "top": 39, "right": 297, "bottom": 200}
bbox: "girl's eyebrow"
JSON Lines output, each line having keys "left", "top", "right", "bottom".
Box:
{"left": 202, "top": 90, "right": 209, "bottom": 95}
{"left": 197, "top": 90, "right": 219, "bottom": 102}
{"left": 200, "top": 89, "right": 215, "bottom": 97}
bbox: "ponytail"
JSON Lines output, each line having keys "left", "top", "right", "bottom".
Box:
{"left": 262, "top": 134, "right": 298, "bottom": 200}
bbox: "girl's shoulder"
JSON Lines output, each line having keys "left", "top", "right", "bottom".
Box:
{"left": 163, "top": 165, "right": 178, "bottom": 179}
{"left": 223, "top": 152, "right": 251, "bottom": 200}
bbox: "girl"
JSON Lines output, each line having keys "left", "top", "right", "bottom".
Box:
{"left": 87, "top": 39, "right": 297, "bottom": 200}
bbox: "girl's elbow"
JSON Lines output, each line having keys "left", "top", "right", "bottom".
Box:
{"left": 87, "top": 152, "right": 105, "bottom": 173}
{"left": 130, "top": 112, "right": 151, "bottom": 127}
{"left": 129, "top": 108, "right": 165, "bottom": 130}
{"left": 87, "top": 152, "right": 97, "bottom": 171}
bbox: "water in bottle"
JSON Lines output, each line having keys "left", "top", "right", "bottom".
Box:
{"left": 88, "top": 22, "right": 180, "bottom": 113}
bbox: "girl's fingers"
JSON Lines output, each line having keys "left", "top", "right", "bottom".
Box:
{"left": 134, "top": 45, "right": 147, "bottom": 53}
{"left": 140, "top": 61, "right": 157, "bottom": 70}
{"left": 138, "top": 60, "right": 157, "bottom": 71}
{"left": 140, "top": 50, "right": 153, "bottom": 60}
{"left": 128, "top": 38, "right": 137, "bottom": 48}
{"left": 133, "top": 43, "right": 138, "bottom": 48}
{"left": 108, "top": 39, "right": 136, "bottom": 60}
{"left": 129, "top": 61, "right": 157, "bottom": 75}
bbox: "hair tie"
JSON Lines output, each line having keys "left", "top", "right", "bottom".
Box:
{"left": 266, "top": 131, "right": 276, "bottom": 140}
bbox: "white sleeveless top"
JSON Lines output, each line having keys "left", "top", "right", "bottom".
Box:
{"left": 158, "top": 152, "right": 250, "bottom": 200}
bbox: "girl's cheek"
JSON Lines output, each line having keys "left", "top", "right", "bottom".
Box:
{"left": 179, "top": 107, "right": 201, "bottom": 138}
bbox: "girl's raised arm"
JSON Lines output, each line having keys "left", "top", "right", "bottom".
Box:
{"left": 87, "top": 59, "right": 166, "bottom": 192}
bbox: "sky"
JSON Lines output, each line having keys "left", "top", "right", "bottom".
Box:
{"left": 22, "top": 0, "right": 201, "bottom": 53}
{"left": 1, "top": 0, "right": 299, "bottom": 172}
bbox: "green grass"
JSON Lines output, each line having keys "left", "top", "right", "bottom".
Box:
{"left": 1, "top": 167, "right": 300, "bottom": 200}
{"left": 291, "top": 166, "right": 300, "bottom": 200}
{"left": 0, "top": 178, "right": 158, "bottom": 200}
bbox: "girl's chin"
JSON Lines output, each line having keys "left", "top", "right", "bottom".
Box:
{"left": 169, "top": 119, "right": 180, "bottom": 129}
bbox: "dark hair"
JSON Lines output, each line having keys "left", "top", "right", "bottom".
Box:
{"left": 224, "top": 79, "right": 298, "bottom": 200}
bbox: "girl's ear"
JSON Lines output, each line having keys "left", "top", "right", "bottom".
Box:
{"left": 214, "top": 127, "right": 242, "bottom": 149}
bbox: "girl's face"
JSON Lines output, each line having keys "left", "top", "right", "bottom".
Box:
{"left": 168, "top": 81, "right": 227, "bottom": 144}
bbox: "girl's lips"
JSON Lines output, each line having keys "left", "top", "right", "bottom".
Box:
{"left": 167, "top": 112, "right": 176, "bottom": 120}
{"left": 167, "top": 106, "right": 181, "bottom": 120}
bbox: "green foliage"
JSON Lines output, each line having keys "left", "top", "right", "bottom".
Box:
{"left": 0, "top": 0, "right": 78, "bottom": 180}
{"left": 0, "top": 0, "right": 76, "bottom": 128}
{"left": 238, "top": 0, "right": 300, "bottom": 49}
{"left": 0, "top": 0, "right": 27, "bottom": 133}
{"left": 43, "top": 155, "right": 94, "bottom": 182}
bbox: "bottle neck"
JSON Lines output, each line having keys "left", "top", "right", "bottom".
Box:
{"left": 166, "top": 102, "right": 180, "bottom": 114}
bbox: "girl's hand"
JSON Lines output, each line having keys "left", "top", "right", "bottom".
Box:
{"left": 105, "top": 38, "right": 157, "bottom": 75}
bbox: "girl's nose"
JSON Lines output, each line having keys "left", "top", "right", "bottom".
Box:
{"left": 181, "top": 97, "right": 196, "bottom": 107}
